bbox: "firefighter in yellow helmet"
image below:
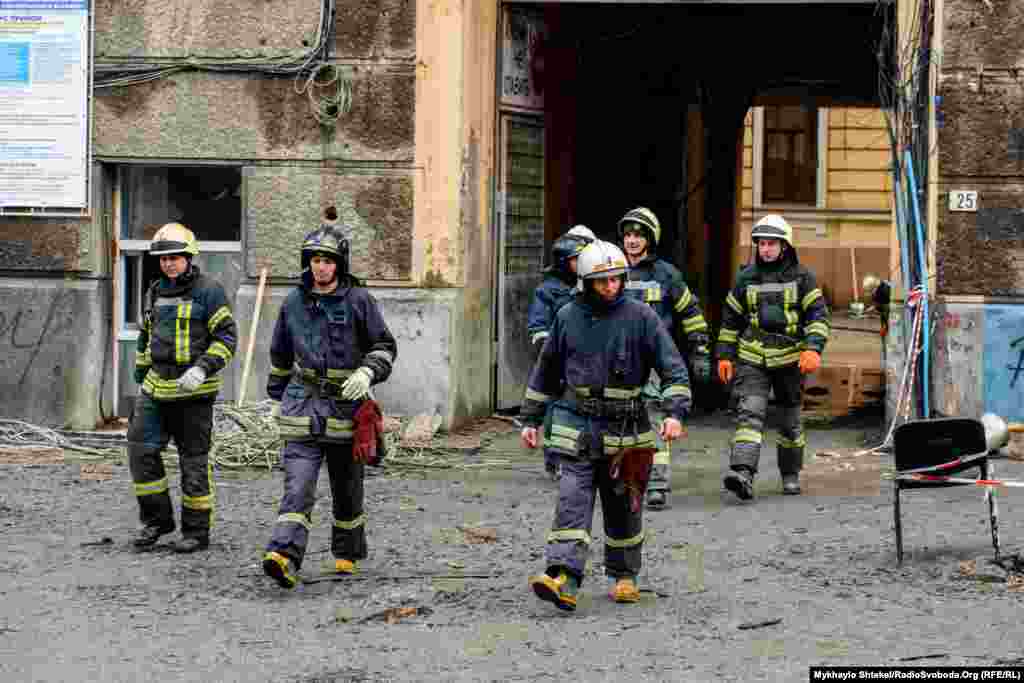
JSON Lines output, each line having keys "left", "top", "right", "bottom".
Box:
{"left": 617, "top": 207, "right": 710, "bottom": 509}
{"left": 128, "top": 223, "right": 238, "bottom": 552}
{"left": 716, "top": 214, "right": 830, "bottom": 499}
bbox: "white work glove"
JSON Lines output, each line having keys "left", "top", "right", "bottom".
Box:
{"left": 177, "top": 366, "right": 207, "bottom": 392}
{"left": 341, "top": 367, "right": 373, "bottom": 401}
{"left": 270, "top": 400, "right": 281, "bottom": 418}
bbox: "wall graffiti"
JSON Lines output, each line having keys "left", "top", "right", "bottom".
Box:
{"left": 1010, "top": 335, "right": 1024, "bottom": 389}
{"left": 983, "top": 305, "right": 1024, "bottom": 421}
{"left": 0, "top": 289, "right": 76, "bottom": 386}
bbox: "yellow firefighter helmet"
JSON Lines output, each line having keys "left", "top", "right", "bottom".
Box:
{"left": 150, "top": 223, "right": 200, "bottom": 257}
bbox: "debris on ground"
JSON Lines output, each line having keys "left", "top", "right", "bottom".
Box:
{"left": 79, "top": 463, "right": 114, "bottom": 481}
{"left": 737, "top": 618, "right": 782, "bottom": 630}
{"left": 459, "top": 526, "right": 498, "bottom": 544}
{"left": 359, "top": 606, "right": 434, "bottom": 624}
{"left": 402, "top": 414, "right": 443, "bottom": 445}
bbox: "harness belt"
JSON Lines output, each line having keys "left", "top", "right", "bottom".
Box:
{"left": 750, "top": 330, "right": 800, "bottom": 346}
{"left": 294, "top": 367, "right": 355, "bottom": 399}
{"left": 565, "top": 386, "right": 644, "bottom": 419}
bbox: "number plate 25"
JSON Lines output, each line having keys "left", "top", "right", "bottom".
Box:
{"left": 948, "top": 190, "right": 979, "bottom": 212}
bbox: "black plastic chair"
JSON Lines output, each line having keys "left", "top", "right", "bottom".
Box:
{"left": 892, "top": 418, "right": 1000, "bottom": 564}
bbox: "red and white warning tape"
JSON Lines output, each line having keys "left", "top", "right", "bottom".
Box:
{"left": 897, "top": 473, "right": 1024, "bottom": 488}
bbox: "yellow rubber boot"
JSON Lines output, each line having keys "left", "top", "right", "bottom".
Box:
{"left": 610, "top": 576, "right": 640, "bottom": 603}
{"left": 262, "top": 551, "right": 298, "bottom": 589}
{"left": 334, "top": 559, "right": 358, "bottom": 574}
{"left": 529, "top": 570, "right": 579, "bottom": 612}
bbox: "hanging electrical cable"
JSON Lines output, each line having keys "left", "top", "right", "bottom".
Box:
{"left": 94, "top": 1, "right": 350, "bottom": 125}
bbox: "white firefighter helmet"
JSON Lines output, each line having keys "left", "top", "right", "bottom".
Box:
{"left": 751, "top": 214, "right": 794, "bottom": 249}
{"left": 566, "top": 224, "right": 596, "bottom": 242}
{"left": 617, "top": 207, "right": 661, "bottom": 246}
{"left": 150, "top": 223, "right": 200, "bottom": 257}
{"left": 578, "top": 240, "right": 629, "bottom": 281}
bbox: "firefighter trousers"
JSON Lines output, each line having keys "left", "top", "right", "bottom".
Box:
{"left": 545, "top": 456, "right": 644, "bottom": 584}
{"left": 729, "top": 362, "right": 805, "bottom": 475}
{"left": 128, "top": 394, "right": 215, "bottom": 539}
{"left": 265, "top": 439, "right": 366, "bottom": 570}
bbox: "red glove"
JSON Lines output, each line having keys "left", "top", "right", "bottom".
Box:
{"left": 612, "top": 447, "right": 656, "bottom": 514}
{"left": 880, "top": 322, "right": 889, "bottom": 338}
{"left": 798, "top": 350, "right": 822, "bottom": 374}
{"left": 718, "top": 359, "right": 734, "bottom": 384}
{"left": 352, "top": 399, "right": 384, "bottom": 465}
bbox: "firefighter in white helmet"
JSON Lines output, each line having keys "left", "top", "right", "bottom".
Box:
{"left": 520, "top": 240, "right": 691, "bottom": 611}
{"left": 617, "top": 207, "right": 711, "bottom": 510}
{"left": 128, "top": 223, "right": 238, "bottom": 553}
{"left": 716, "top": 214, "right": 830, "bottom": 499}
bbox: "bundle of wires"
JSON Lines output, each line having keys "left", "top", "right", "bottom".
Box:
{"left": 95, "top": 0, "right": 351, "bottom": 124}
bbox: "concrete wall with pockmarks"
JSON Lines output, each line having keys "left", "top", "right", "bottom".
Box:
{"left": 244, "top": 167, "right": 413, "bottom": 281}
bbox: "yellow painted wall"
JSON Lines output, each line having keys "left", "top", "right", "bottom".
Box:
{"left": 739, "top": 106, "right": 893, "bottom": 307}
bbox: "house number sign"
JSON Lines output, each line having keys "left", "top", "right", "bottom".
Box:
{"left": 948, "top": 190, "right": 979, "bottom": 212}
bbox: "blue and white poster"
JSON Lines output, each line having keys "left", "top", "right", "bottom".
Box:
{"left": 0, "top": 1, "right": 89, "bottom": 209}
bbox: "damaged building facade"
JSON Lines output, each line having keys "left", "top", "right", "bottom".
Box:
{"left": 0, "top": 0, "right": 1018, "bottom": 428}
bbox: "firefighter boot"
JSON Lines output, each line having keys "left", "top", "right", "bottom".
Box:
{"left": 133, "top": 523, "right": 175, "bottom": 548}
{"left": 334, "top": 559, "right": 358, "bottom": 574}
{"left": 782, "top": 474, "right": 802, "bottom": 495}
{"left": 723, "top": 466, "right": 756, "bottom": 501}
{"left": 172, "top": 537, "right": 209, "bottom": 553}
{"left": 646, "top": 489, "right": 667, "bottom": 509}
{"left": 263, "top": 551, "right": 299, "bottom": 589}
{"left": 778, "top": 445, "right": 803, "bottom": 495}
{"left": 610, "top": 575, "right": 640, "bottom": 603}
{"left": 529, "top": 568, "right": 579, "bottom": 612}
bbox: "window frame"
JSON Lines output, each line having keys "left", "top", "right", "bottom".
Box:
{"left": 752, "top": 105, "right": 829, "bottom": 211}
{"left": 114, "top": 162, "right": 244, "bottom": 342}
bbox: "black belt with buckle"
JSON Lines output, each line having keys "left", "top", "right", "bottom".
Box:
{"left": 574, "top": 397, "right": 643, "bottom": 419}
{"left": 296, "top": 374, "right": 345, "bottom": 399}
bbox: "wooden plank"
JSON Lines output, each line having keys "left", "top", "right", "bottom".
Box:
{"left": 802, "top": 322, "right": 884, "bottom": 418}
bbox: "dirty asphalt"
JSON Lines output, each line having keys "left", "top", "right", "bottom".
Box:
{"left": 2, "top": 407, "right": 1024, "bottom": 682}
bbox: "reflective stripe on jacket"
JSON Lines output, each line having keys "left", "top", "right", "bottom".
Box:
{"left": 716, "top": 259, "right": 830, "bottom": 368}
{"left": 624, "top": 256, "right": 709, "bottom": 350}
{"left": 266, "top": 276, "right": 397, "bottom": 442}
{"left": 135, "top": 267, "right": 238, "bottom": 401}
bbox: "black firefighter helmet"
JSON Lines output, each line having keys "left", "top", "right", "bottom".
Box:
{"left": 301, "top": 223, "right": 350, "bottom": 276}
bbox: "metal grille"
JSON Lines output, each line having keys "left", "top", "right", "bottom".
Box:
{"left": 504, "top": 120, "right": 544, "bottom": 274}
